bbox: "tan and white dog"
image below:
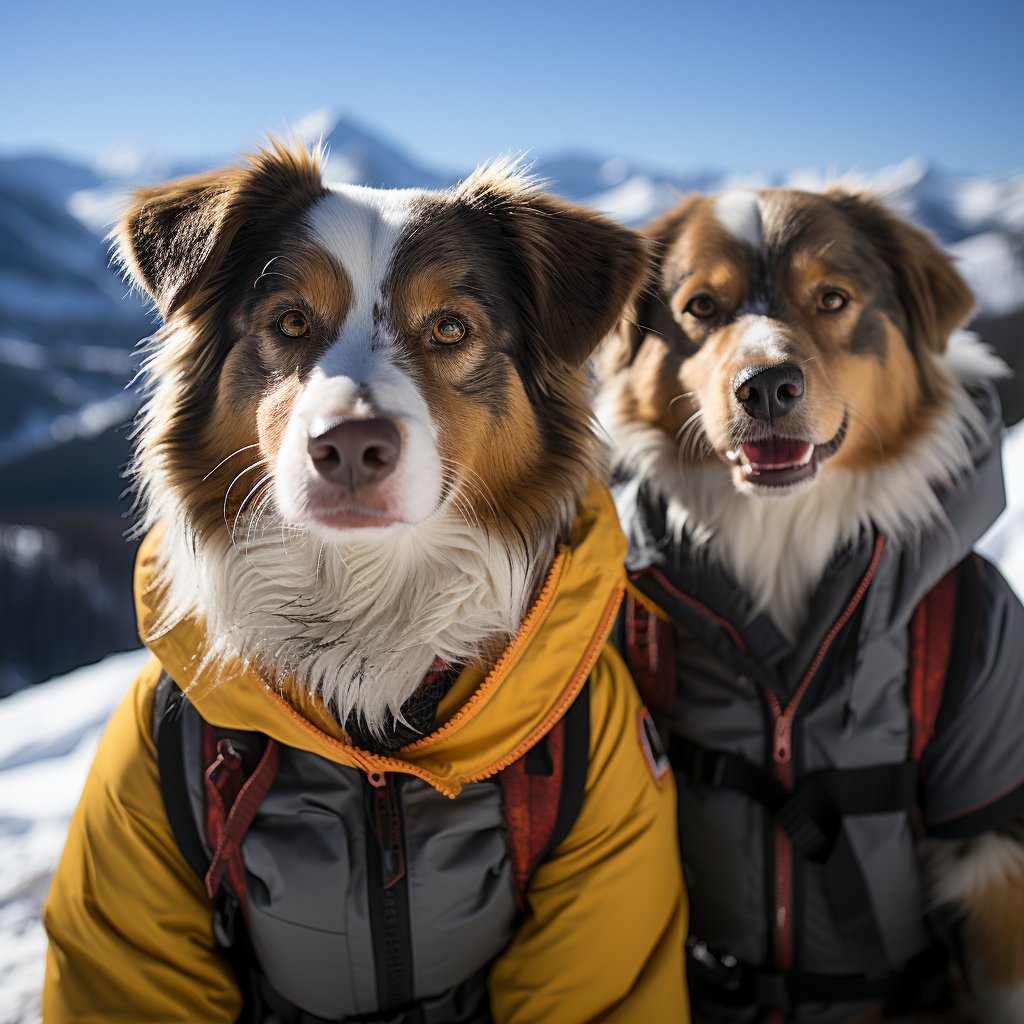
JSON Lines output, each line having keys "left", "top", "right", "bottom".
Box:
{"left": 121, "top": 142, "right": 648, "bottom": 731}
{"left": 599, "top": 187, "right": 1024, "bottom": 1023}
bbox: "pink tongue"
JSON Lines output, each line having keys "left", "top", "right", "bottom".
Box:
{"left": 741, "top": 438, "right": 814, "bottom": 469}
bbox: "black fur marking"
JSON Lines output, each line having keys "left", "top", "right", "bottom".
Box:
{"left": 847, "top": 306, "right": 890, "bottom": 361}
{"left": 634, "top": 289, "right": 700, "bottom": 359}
{"left": 454, "top": 355, "right": 513, "bottom": 419}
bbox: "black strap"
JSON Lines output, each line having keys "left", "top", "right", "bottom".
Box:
{"left": 544, "top": 680, "right": 591, "bottom": 862}
{"left": 688, "top": 937, "right": 951, "bottom": 1014}
{"left": 674, "top": 736, "right": 918, "bottom": 978}
{"left": 153, "top": 673, "right": 210, "bottom": 882}
{"left": 673, "top": 738, "right": 918, "bottom": 858}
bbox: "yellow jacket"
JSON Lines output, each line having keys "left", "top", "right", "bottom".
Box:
{"left": 43, "top": 485, "right": 689, "bottom": 1022}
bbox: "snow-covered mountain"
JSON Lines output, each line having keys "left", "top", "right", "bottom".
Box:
{"left": 0, "top": 109, "right": 1022, "bottom": 693}
{"left": 2, "top": 108, "right": 1022, "bottom": 470}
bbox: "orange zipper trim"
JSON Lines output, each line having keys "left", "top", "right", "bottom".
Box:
{"left": 258, "top": 685, "right": 462, "bottom": 795}
{"left": 253, "top": 547, "right": 578, "bottom": 799}
{"left": 460, "top": 579, "right": 625, "bottom": 785}
{"left": 400, "top": 548, "right": 570, "bottom": 752}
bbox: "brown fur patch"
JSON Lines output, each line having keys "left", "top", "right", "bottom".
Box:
{"left": 379, "top": 174, "right": 649, "bottom": 549}
{"left": 117, "top": 142, "right": 330, "bottom": 537}
{"left": 963, "top": 871, "right": 1024, "bottom": 987}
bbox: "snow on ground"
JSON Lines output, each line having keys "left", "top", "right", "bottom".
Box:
{"left": 0, "top": 424, "right": 1023, "bottom": 1021}
{"left": 0, "top": 649, "right": 149, "bottom": 1024}
{"left": 979, "top": 421, "right": 1024, "bottom": 599}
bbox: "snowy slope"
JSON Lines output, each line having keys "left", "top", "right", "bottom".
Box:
{"left": 978, "top": 421, "right": 1024, "bottom": 591}
{"left": 0, "top": 650, "right": 149, "bottom": 1024}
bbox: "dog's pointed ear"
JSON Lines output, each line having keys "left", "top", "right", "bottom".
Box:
{"left": 113, "top": 140, "right": 326, "bottom": 319}
{"left": 457, "top": 165, "right": 652, "bottom": 367}
{"left": 113, "top": 169, "right": 243, "bottom": 317}
{"left": 828, "top": 189, "right": 975, "bottom": 354}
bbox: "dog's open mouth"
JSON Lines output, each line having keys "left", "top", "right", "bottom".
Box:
{"left": 726, "top": 413, "right": 848, "bottom": 491}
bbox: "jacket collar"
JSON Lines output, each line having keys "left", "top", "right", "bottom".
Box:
{"left": 136, "top": 482, "right": 626, "bottom": 797}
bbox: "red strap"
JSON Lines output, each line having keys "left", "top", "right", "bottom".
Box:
{"left": 908, "top": 568, "right": 958, "bottom": 763}
{"left": 623, "top": 589, "right": 676, "bottom": 716}
{"left": 498, "top": 719, "right": 565, "bottom": 911}
{"left": 202, "top": 726, "right": 280, "bottom": 912}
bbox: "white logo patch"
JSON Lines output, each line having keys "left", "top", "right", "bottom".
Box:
{"left": 638, "top": 707, "right": 671, "bottom": 785}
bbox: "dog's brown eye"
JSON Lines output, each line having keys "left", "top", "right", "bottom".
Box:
{"left": 277, "top": 310, "right": 311, "bottom": 338}
{"left": 819, "top": 290, "right": 848, "bottom": 313}
{"left": 431, "top": 315, "right": 467, "bottom": 345}
{"left": 685, "top": 294, "right": 717, "bottom": 319}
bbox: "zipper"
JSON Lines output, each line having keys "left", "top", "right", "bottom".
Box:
{"left": 766, "top": 689, "right": 797, "bottom": 978}
{"left": 460, "top": 580, "right": 624, "bottom": 785}
{"left": 259, "top": 549, "right": 586, "bottom": 798}
{"left": 365, "top": 771, "right": 414, "bottom": 1011}
{"left": 763, "top": 535, "right": 887, "bottom": 1016}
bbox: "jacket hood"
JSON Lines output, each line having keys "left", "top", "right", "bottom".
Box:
{"left": 929, "top": 380, "right": 1004, "bottom": 565}
{"left": 135, "top": 482, "right": 625, "bottom": 798}
{"left": 869, "top": 378, "right": 1005, "bottom": 622}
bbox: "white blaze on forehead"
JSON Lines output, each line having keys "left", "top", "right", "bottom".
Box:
{"left": 734, "top": 314, "right": 789, "bottom": 363}
{"left": 715, "top": 190, "right": 763, "bottom": 253}
{"left": 306, "top": 183, "right": 424, "bottom": 380}
{"left": 284, "top": 182, "right": 442, "bottom": 530}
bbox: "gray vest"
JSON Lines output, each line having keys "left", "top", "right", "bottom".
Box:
{"left": 617, "top": 385, "right": 1024, "bottom": 1023}
{"left": 159, "top": 688, "right": 517, "bottom": 1023}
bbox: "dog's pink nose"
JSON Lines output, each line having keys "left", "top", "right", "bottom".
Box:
{"left": 307, "top": 419, "right": 401, "bottom": 490}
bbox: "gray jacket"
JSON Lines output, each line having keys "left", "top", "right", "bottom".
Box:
{"left": 617, "top": 385, "right": 1024, "bottom": 1023}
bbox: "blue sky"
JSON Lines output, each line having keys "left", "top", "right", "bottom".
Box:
{"left": 4, "top": 0, "right": 1022, "bottom": 175}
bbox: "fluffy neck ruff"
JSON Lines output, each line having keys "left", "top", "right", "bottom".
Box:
{"left": 145, "top": 506, "right": 545, "bottom": 736}
{"left": 602, "top": 333, "right": 1000, "bottom": 639}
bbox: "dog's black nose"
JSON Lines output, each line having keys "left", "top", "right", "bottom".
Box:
{"left": 307, "top": 419, "right": 401, "bottom": 489}
{"left": 734, "top": 364, "right": 805, "bottom": 422}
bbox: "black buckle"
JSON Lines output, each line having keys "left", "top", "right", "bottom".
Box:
{"left": 688, "top": 747, "right": 728, "bottom": 788}
{"left": 686, "top": 937, "right": 742, "bottom": 994}
{"left": 774, "top": 793, "right": 832, "bottom": 860}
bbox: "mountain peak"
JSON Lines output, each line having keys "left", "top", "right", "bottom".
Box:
{"left": 292, "top": 107, "right": 342, "bottom": 146}
{"left": 288, "top": 108, "right": 452, "bottom": 190}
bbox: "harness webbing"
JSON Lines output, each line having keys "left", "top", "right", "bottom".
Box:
{"left": 621, "top": 551, "right": 981, "bottom": 1011}
{"left": 153, "top": 673, "right": 592, "bottom": 1023}
{"left": 674, "top": 735, "right": 918, "bottom": 980}
{"left": 202, "top": 729, "right": 280, "bottom": 910}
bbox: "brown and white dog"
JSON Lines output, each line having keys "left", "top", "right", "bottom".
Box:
{"left": 598, "top": 188, "right": 1006, "bottom": 639}
{"left": 597, "top": 187, "right": 1024, "bottom": 1022}
{"left": 118, "top": 141, "right": 648, "bottom": 732}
